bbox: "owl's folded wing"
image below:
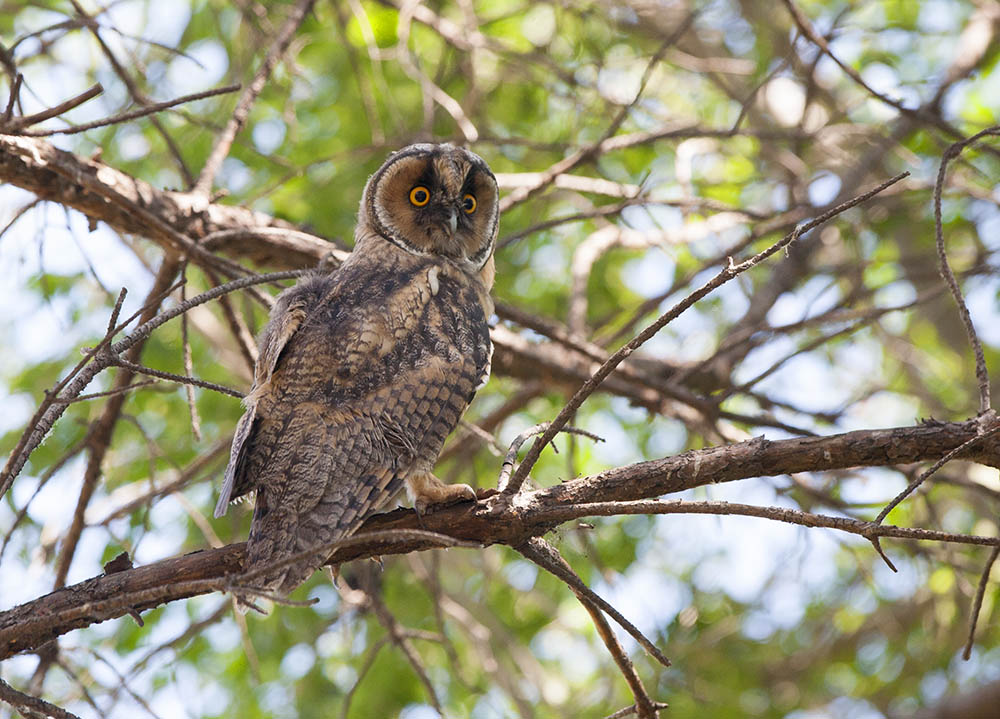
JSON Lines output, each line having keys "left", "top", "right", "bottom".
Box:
{"left": 214, "top": 275, "right": 329, "bottom": 518}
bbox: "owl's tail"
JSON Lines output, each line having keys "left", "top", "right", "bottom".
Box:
{"left": 235, "top": 480, "right": 375, "bottom": 613}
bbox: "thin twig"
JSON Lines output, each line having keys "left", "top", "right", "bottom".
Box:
{"left": 496, "top": 14, "right": 693, "bottom": 215}
{"left": 200, "top": 264, "right": 259, "bottom": 373}
{"left": 28, "top": 139, "right": 251, "bottom": 278}
{"left": 577, "top": 593, "right": 659, "bottom": 719}
{"left": 16, "top": 84, "right": 241, "bottom": 136}
{"left": 2, "top": 83, "right": 103, "bottom": 131}
{"left": 496, "top": 423, "right": 604, "bottom": 492}
{"left": 527, "top": 499, "right": 1000, "bottom": 549}
{"left": 179, "top": 276, "right": 203, "bottom": 439}
{"left": 339, "top": 638, "right": 388, "bottom": 719}
{"left": 362, "top": 572, "right": 443, "bottom": 714}
{"left": 457, "top": 419, "right": 504, "bottom": 457}
{"left": 0, "top": 270, "right": 302, "bottom": 500}
{"left": 2, "top": 72, "right": 23, "bottom": 123}
{"left": 55, "top": 260, "right": 181, "bottom": 598}
{"left": 517, "top": 537, "right": 671, "bottom": 669}
{"left": 396, "top": 0, "right": 479, "bottom": 141}
{"left": 193, "top": 0, "right": 317, "bottom": 195}
{"left": 67, "top": 0, "right": 193, "bottom": 183}
{"left": 53, "top": 654, "right": 106, "bottom": 718}
{"left": 963, "top": 544, "right": 1000, "bottom": 660}
{"left": 780, "top": 0, "right": 1000, "bottom": 159}
{"left": 603, "top": 702, "right": 671, "bottom": 719}
{"left": 932, "top": 125, "right": 1000, "bottom": 413}
{"left": 96, "top": 438, "right": 230, "bottom": 525}
{"left": 0, "top": 436, "right": 88, "bottom": 562}
{"left": 497, "top": 199, "right": 644, "bottom": 250}
{"left": 330, "top": 0, "right": 385, "bottom": 145}
{"left": 111, "top": 357, "right": 242, "bottom": 400}
{"left": 0, "top": 197, "right": 42, "bottom": 244}
{"left": 51, "top": 379, "right": 160, "bottom": 404}
{"left": 110, "top": 271, "right": 304, "bottom": 358}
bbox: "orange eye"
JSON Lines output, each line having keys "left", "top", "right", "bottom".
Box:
{"left": 462, "top": 193, "right": 477, "bottom": 214}
{"left": 409, "top": 186, "right": 430, "bottom": 206}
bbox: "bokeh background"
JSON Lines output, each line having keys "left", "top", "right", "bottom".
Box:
{"left": 2, "top": 1, "right": 1000, "bottom": 717}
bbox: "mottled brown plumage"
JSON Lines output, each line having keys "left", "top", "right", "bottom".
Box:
{"left": 215, "top": 144, "right": 498, "bottom": 599}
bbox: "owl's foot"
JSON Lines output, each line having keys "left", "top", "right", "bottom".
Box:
{"left": 406, "top": 471, "right": 476, "bottom": 514}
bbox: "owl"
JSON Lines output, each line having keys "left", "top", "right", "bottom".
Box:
{"left": 214, "top": 143, "right": 498, "bottom": 602}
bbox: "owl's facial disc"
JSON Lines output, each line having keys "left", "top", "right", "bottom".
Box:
{"left": 365, "top": 144, "right": 499, "bottom": 270}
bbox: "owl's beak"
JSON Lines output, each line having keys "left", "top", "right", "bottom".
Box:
{"left": 447, "top": 209, "right": 458, "bottom": 235}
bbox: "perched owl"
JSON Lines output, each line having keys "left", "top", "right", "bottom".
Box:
{"left": 215, "top": 143, "right": 498, "bottom": 601}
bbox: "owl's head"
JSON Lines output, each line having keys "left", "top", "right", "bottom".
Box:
{"left": 359, "top": 143, "right": 499, "bottom": 271}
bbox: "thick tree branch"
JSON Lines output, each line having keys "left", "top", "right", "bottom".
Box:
{"left": 0, "top": 134, "right": 329, "bottom": 269}
{"left": 3, "top": 418, "right": 998, "bottom": 660}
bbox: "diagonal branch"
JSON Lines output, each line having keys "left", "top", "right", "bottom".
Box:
{"left": 516, "top": 537, "right": 671, "bottom": 669}
{"left": 52, "top": 257, "right": 182, "bottom": 593}
{"left": 192, "top": 0, "right": 318, "bottom": 195}
{"left": 0, "top": 676, "right": 81, "bottom": 719}
{"left": 519, "top": 537, "right": 664, "bottom": 719}
{"left": 501, "top": 172, "right": 910, "bottom": 497}
{"left": 0, "top": 270, "right": 304, "bottom": 500}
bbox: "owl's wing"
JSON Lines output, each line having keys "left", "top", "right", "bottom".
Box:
{"left": 214, "top": 275, "right": 328, "bottom": 518}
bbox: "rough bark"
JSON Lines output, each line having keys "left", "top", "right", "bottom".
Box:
{"left": 0, "top": 134, "right": 329, "bottom": 269}
{"left": 3, "top": 418, "right": 997, "bottom": 660}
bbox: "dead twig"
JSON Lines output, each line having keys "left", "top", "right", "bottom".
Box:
{"left": 1, "top": 83, "right": 102, "bottom": 131}
{"left": 112, "top": 357, "right": 245, "bottom": 399}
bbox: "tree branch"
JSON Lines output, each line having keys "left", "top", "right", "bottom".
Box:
{"left": 3, "top": 418, "right": 998, "bottom": 661}
{"left": 0, "top": 134, "right": 329, "bottom": 269}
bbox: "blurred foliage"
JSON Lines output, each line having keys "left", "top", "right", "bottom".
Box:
{"left": 2, "top": 1, "right": 1000, "bottom": 718}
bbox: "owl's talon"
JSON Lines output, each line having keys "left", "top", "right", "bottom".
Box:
{"left": 408, "top": 472, "right": 477, "bottom": 515}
